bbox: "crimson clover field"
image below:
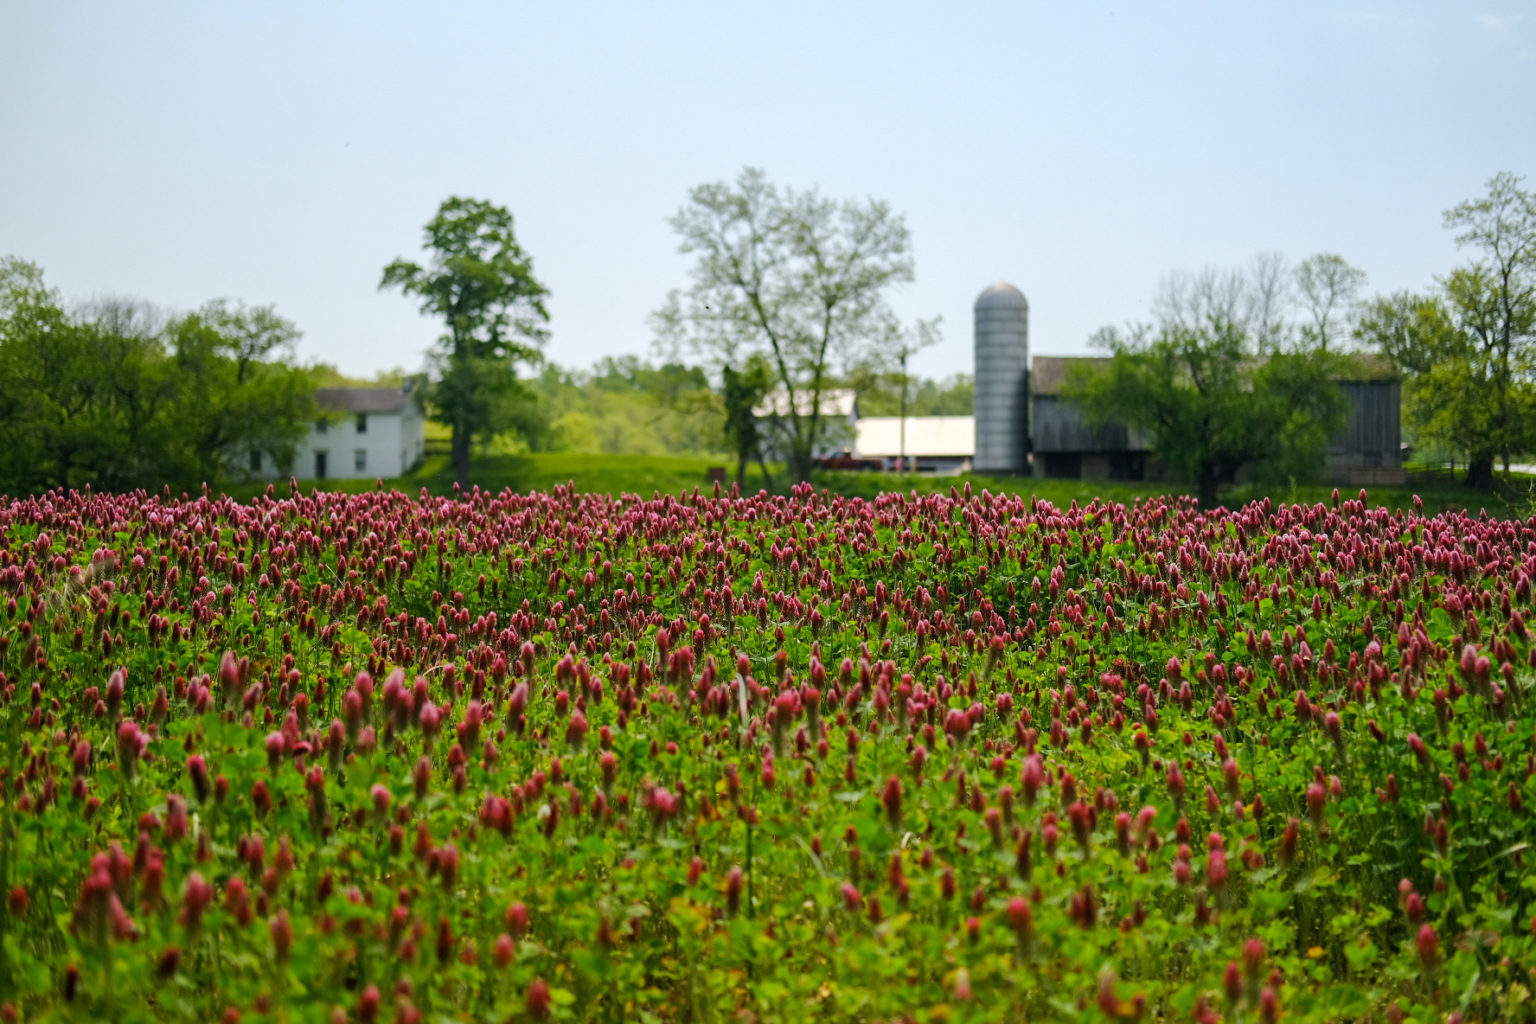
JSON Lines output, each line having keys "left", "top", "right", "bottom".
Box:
{"left": 1, "top": 481, "right": 1534, "bottom": 1022}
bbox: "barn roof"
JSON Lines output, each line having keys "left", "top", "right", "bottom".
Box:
{"left": 1030, "top": 356, "right": 1107, "bottom": 396}
{"left": 1030, "top": 352, "right": 1398, "bottom": 395}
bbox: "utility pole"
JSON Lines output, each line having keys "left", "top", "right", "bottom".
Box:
{"left": 893, "top": 318, "right": 940, "bottom": 474}
{"left": 898, "top": 345, "right": 908, "bottom": 474}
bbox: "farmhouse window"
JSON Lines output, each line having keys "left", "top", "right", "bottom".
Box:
{"left": 354, "top": 449, "right": 367, "bottom": 472}
{"left": 249, "top": 450, "right": 262, "bottom": 472}
{"left": 356, "top": 414, "right": 368, "bottom": 433}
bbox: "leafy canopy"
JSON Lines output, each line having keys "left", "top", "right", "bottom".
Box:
{"left": 0, "top": 257, "right": 315, "bottom": 495}
{"left": 382, "top": 197, "right": 549, "bottom": 484}
{"left": 1067, "top": 256, "right": 1352, "bottom": 506}
{"left": 1356, "top": 172, "right": 1536, "bottom": 486}
{"left": 653, "top": 167, "right": 919, "bottom": 481}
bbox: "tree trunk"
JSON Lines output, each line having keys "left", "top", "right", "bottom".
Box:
{"left": 792, "top": 447, "right": 814, "bottom": 484}
{"left": 1197, "top": 466, "right": 1220, "bottom": 509}
{"left": 735, "top": 449, "right": 748, "bottom": 487}
{"left": 451, "top": 421, "right": 472, "bottom": 487}
{"left": 755, "top": 451, "right": 774, "bottom": 491}
{"left": 1466, "top": 453, "right": 1496, "bottom": 491}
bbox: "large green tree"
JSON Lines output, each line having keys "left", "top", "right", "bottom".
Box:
{"left": 652, "top": 167, "right": 919, "bottom": 482}
{"left": 160, "top": 302, "right": 317, "bottom": 486}
{"left": 1356, "top": 173, "right": 1536, "bottom": 489}
{"left": 381, "top": 197, "right": 550, "bottom": 485}
{"left": 1067, "top": 258, "right": 1350, "bottom": 508}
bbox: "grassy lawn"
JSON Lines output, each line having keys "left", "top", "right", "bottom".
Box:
{"left": 227, "top": 453, "right": 777, "bottom": 501}
{"left": 223, "top": 451, "right": 1533, "bottom": 517}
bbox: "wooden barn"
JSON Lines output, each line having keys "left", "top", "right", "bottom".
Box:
{"left": 1026, "top": 354, "right": 1404, "bottom": 486}
{"left": 1029, "top": 357, "right": 1155, "bottom": 480}
{"left": 1327, "top": 355, "right": 1405, "bottom": 485}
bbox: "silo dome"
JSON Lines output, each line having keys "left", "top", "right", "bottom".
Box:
{"left": 974, "top": 281, "right": 1029, "bottom": 311}
{"left": 973, "top": 282, "right": 1030, "bottom": 475}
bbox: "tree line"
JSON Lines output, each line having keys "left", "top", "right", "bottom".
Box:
{"left": 4, "top": 170, "right": 1529, "bottom": 498}
{"left": 0, "top": 258, "right": 317, "bottom": 495}
{"left": 1065, "top": 172, "right": 1535, "bottom": 502}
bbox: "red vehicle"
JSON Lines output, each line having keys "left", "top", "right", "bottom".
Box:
{"left": 815, "top": 450, "right": 883, "bottom": 471}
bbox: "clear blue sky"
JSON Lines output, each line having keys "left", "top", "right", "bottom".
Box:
{"left": 2, "top": 2, "right": 1532, "bottom": 382}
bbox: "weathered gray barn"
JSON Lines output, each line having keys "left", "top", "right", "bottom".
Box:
{"left": 968, "top": 280, "right": 1405, "bottom": 485}
{"left": 1024, "top": 354, "right": 1403, "bottom": 485}
{"left": 1327, "top": 356, "right": 1405, "bottom": 485}
{"left": 1028, "top": 357, "right": 1155, "bottom": 480}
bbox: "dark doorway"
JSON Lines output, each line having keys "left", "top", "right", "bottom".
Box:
{"left": 1107, "top": 452, "right": 1146, "bottom": 481}
{"left": 315, "top": 450, "right": 328, "bottom": 479}
{"left": 1041, "top": 453, "right": 1082, "bottom": 479}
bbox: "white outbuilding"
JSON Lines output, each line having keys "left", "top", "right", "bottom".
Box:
{"left": 853, "top": 416, "right": 975, "bottom": 474}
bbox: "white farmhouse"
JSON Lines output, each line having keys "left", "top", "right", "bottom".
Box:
{"left": 250, "top": 385, "right": 426, "bottom": 481}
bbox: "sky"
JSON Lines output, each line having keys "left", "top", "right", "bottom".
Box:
{"left": 2, "top": 1, "right": 1533, "bottom": 383}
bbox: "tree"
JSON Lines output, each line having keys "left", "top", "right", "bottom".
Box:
{"left": 893, "top": 320, "right": 941, "bottom": 472}
{"left": 0, "top": 257, "right": 315, "bottom": 495}
{"left": 854, "top": 372, "right": 973, "bottom": 417}
{"left": 1154, "top": 251, "right": 1294, "bottom": 352}
{"left": 653, "top": 167, "right": 917, "bottom": 482}
{"left": 1067, "top": 258, "right": 1349, "bottom": 507}
{"left": 1295, "top": 253, "right": 1367, "bottom": 351}
{"left": 721, "top": 355, "right": 775, "bottom": 487}
{"left": 381, "top": 197, "right": 550, "bottom": 485}
{"left": 518, "top": 358, "right": 729, "bottom": 458}
{"left": 160, "top": 305, "right": 317, "bottom": 485}
{"left": 1356, "top": 173, "right": 1536, "bottom": 488}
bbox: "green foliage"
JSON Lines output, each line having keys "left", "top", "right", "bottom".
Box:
{"left": 0, "top": 257, "right": 316, "bottom": 496}
{"left": 160, "top": 304, "right": 319, "bottom": 486}
{"left": 653, "top": 167, "right": 919, "bottom": 482}
{"left": 1357, "top": 173, "right": 1536, "bottom": 489}
{"left": 311, "top": 362, "right": 424, "bottom": 389}
{"left": 853, "top": 372, "right": 973, "bottom": 417}
{"left": 381, "top": 197, "right": 550, "bottom": 484}
{"left": 519, "top": 357, "right": 728, "bottom": 458}
{"left": 722, "top": 355, "right": 776, "bottom": 485}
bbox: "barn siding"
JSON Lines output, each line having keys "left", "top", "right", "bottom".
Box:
{"left": 1027, "top": 373, "right": 1402, "bottom": 486}
{"left": 1329, "top": 380, "right": 1401, "bottom": 464}
{"left": 1030, "top": 396, "right": 1149, "bottom": 453}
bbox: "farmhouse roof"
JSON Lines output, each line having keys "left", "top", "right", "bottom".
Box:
{"left": 315, "top": 387, "right": 413, "bottom": 414}
{"left": 855, "top": 416, "right": 975, "bottom": 458}
{"left": 753, "top": 388, "right": 858, "bottom": 419}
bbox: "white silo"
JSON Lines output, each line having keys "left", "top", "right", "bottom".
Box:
{"left": 973, "top": 282, "right": 1030, "bottom": 474}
